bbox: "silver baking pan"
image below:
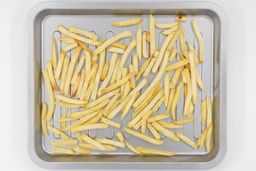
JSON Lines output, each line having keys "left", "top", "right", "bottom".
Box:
{"left": 27, "top": 0, "right": 227, "bottom": 169}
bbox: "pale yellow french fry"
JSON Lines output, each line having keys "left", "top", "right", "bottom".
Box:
{"left": 83, "top": 81, "right": 97, "bottom": 103}
{"left": 95, "top": 138, "right": 125, "bottom": 148}
{"left": 206, "top": 96, "right": 212, "bottom": 127}
{"left": 59, "top": 36, "right": 76, "bottom": 44}
{"left": 103, "top": 94, "right": 120, "bottom": 117}
{"left": 205, "top": 124, "right": 213, "bottom": 153}
{"left": 173, "top": 117, "right": 194, "bottom": 124}
{"left": 166, "top": 59, "right": 189, "bottom": 72}
{"left": 94, "top": 31, "right": 132, "bottom": 55}
{"left": 71, "top": 123, "right": 108, "bottom": 132}
{"left": 121, "top": 68, "right": 128, "bottom": 97}
{"left": 80, "top": 143, "right": 117, "bottom": 151}
{"left": 152, "top": 34, "right": 173, "bottom": 73}
{"left": 52, "top": 139, "right": 78, "bottom": 146}
{"left": 69, "top": 26, "right": 98, "bottom": 40}
{"left": 136, "top": 147, "right": 176, "bottom": 156}
{"left": 177, "top": 133, "right": 197, "bottom": 149}
{"left": 41, "top": 103, "right": 48, "bottom": 136}
{"left": 121, "top": 92, "right": 138, "bottom": 119}
{"left": 76, "top": 69, "right": 86, "bottom": 97}
{"left": 133, "top": 120, "right": 142, "bottom": 130}
{"left": 42, "top": 70, "right": 55, "bottom": 121}
{"left": 112, "top": 18, "right": 143, "bottom": 27}
{"left": 169, "top": 47, "right": 178, "bottom": 62}
{"left": 108, "top": 46, "right": 125, "bottom": 54}
{"left": 63, "top": 47, "right": 81, "bottom": 95}
{"left": 164, "top": 73, "right": 170, "bottom": 107}
{"left": 110, "top": 58, "right": 121, "bottom": 84}
{"left": 58, "top": 117, "right": 76, "bottom": 122}
{"left": 84, "top": 51, "right": 91, "bottom": 75}
{"left": 192, "top": 19, "right": 204, "bottom": 63}
{"left": 155, "top": 22, "right": 178, "bottom": 29}
{"left": 158, "top": 121, "right": 183, "bottom": 129}
{"left": 189, "top": 51, "right": 198, "bottom": 104}
{"left": 153, "top": 50, "right": 159, "bottom": 58}
{"left": 195, "top": 70, "right": 204, "bottom": 90}
{"left": 147, "top": 123, "right": 161, "bottom": 140}
{"left": 125, "top": 142, "right": 141, "bottom": 154}
{"left": 197, "top": 128, "right": 208, "bottom": 148}
{"left": 101, "top": 117, "right": 121, "bottom": 128}
{"left": 47, "top": 61, "right": 59, "bottom": 91}
{"left": 129, "top": 65, "right": 136, "bottom": 88}
{"left": 80, "top": 134, "right": 106, "bottom": 150}
{"left": 149, "top": 14, "right": 155, "bottom": 56}
{"left": 122, "top": 80, "right": 131, "bottom": 99}
{"left": 71, "top": 73, "right": 81, "bottom": 97}
{"left": 135, "top": 58, "right": 151, "bottom": 80}
{"left": 58, "top": 25, "right": 100, "bottom": 46}
{"left": 147, "top": 114, "right": 169, "bottom": 123}
{"left": 201, "top": 99, "right": 207, "bottom": 125}
{"left": 132, "top": 53, "right": 139, "bottom": 74}
{"left": 116, "top": 132, "right": 125, "bottom": 142}
{"left": 47, "top": 125, "right": 69, "bottom": 139}
{"left": 152, "top": 122, "right": 179, "bottom": 142}
{"left": 71, "top": 55, "right": 85, "bottom": 84}
{"left": 54, "top": 52, "right": 65, "bottom": 80}
{"left": 60, "top": 57, "right": 70, "bottom": 93}
{"left": 183, "top": 70, "right": 192, "bottom": 115}
{"left": 171, "top": 82, "right": 183, "bottom": 121}
{"left": 178, "top": 23, "right": 186, "bottom": 52}
{"left": 181, "top": 68, "right": 188, "bottom": 83}
{"left": 55, "top": 94, "right": 86, "bottom": 105}
{"left": 151, "top": 97, "right": 165, "bottom": 113}
{"left": 79, "top": 63, "right": 98, "bottom": 99}
{"left": 136, "top": 25, "right": 142, "bottom": 60}
{"left": 51, "top": 37, "right": 57, "bottom": 69}
{"left": 170, "top": 68, "right": 182, "bottom": 88}
{"left": 124, "top": 128, "right": 163, "bottom": 145}
{"left": 166, "top": 89, "right": 176, "bottom": 115}
{"left": 142, "top": 57, "right": 156, "bottom": 77}
{"left": 162, "top": 25, "right": 178, "bottom": 35}
{"left": 55, "top": 101, "right": 84, "bottom": 108}
{"left": 101, "top": 61, "right": 110, "bottom": 81}
{"left": 107, "top": 79, "right": 147, "bottom": 119}
{"left": 72, "top": 146, "right": 91, "bottom": 154}
{"left": 52, "top": 147, "right": 74, "bottom": 154}
{"left": 166, "top": 31, "right": 179, "bottom": 52}
{"left": 134, "top": 51, "right": 170, "bottom": 107}
{"left": 142, "top": 32, "right": 149, "bottom": 58}
{"left": 62, "top": 43, "right": 78, "bottom": 53}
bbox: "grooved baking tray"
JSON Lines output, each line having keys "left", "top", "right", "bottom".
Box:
{"left": 28, "top": 0, "right": 227, "bottom": 169}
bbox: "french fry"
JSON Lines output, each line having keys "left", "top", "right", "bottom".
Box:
{"left": 47, "top": 61, "right": 59, "bottom": 91}
{"left": 55, "top": 94, "right": 86, "bottom": 105}
{"left": 80, "top": 143, "right": 117, "bottom": 151}
{"left": 196, "top": 70, "right": 204, "bottom": 90}
{"left": 77, "top": 40, "right": 91, "bottom": 52}
{"left": 197, "top": 128, "right": 208, "bottom": 148}
{"left": 135, "top": 58, "right": 151, "bottom": 80}
{"left": 42, "top": 70, "right": 55, "bottom": 121}
{"left": 122, "top": 79, "right": 131, "bottom": 99}
{"left": 59, "top": 36, "right": 76, "bottom": 44}
{"left": 189, "top": 51, "right": 198, "bottom": 104}
{"left": 153, "top": 50, "right": 159, "bottom": 58}
{"left": 51, "top": 37, "right": 57, "bottom": 69}
{"left": 103, "top": 94, "right": 120, "bottom": 117}
{"left": 112, "top": 18, "right": 143, "bottom": 27}
{"left": 71, "top": 73, "right": 81, "bottom": 97}
{"left": 136, "top": 147, "right": 176, "bottom": 156}
{"left": 147, "top": 123, "right": 161, "bottom": 140}
{"left": 166, "top": 89, "right": 176, "bottom": 115}
{"left": 94, "top": 31, "right": 132, "bottom": 55}
{"left": 54, "top": 52, "right": 65, "bottom": 79}
{"left": 51, "top": 147, "right": 74, "bottom": 155}
{"left": 121, "top": 68, "right": 128, "bottom": 96}
{"left": 69, "top": 26, "right": 98, "bottom": 40}
{"left": 124, "top": 128, "right": 163, "bottom": 145}
{"left": 192, "top": 19, "right": 204, "bottom": 63}
{"left": 206, "top": 96, "right": 212, "bottom": 127}
{"left": 166, "top": 31, "right": 179, "bottom": 52}
{"left": 181, "top": 68, "right": 188, "bottom": 83}
{"left": 110, "top": 58, "right": 121, "bottom": 84}
{"left": 101, "top": 117, "right": 121, "bottom": 128}
{"left": 41, "top": 103, "right": 48, "bottom": 136}
{"left": 71, "top": 55, "right": 85, "bottom": 84}
{"left": 76, "top": 69, "right": 86, "bottom": 97}
{"left": 171, "top": 82, "right": 183, "bottom": 121}
{"left": 58, "top": 117, "right": 76, "bottom": 122}
{"left": 201, "top": 99, "right": 207, "bottom": 125}
{"left": 183, "top": 69, "right": 192, "bottom": 115}
{"left": 132, "top": 53, "right": 139, "bottom": 74}
{"left": 162, "top": 25, "right": 178, "bottom": 35}
{"left": 72, "top": 146, "right": 91, "bottom": 154}
{"left": 205, "top": 124, "right": 213, "bottom": 152}
{"left": 152, "top": 122, "right": 180, "bottom": 142}
{"left": 95, "top": 138, "right": 125, "bottom": 148}
{"left": 101, "top": 61, "right": 110, "bottom": 81}
{"left": 52, "top": 139, "right": 78, "bottom": 146}
{"left": 47, "top": 125, "right": 69, "bottom": 139}
{"left": 149, "top": 14, "right": 155, "bottom": 56}
{"left": 166, "top": 59, "right": 189, "bottom": 71}
{"left": 142, "top": 32, "right": 149, "bottom": 58}
{"left": 121, "top": 92, "right": 138, "bottom": 119}
{"left": 155, "top": 22, "right": 178, "bottom": 29}
{"left": 125, "top": 142, "right": 141, "bottom": 154}
{"left": 71, "top": 123, "right": 108, "bottom": 132}
{"left": 80, "top": 134, "right": 106, "bottom": 150}
{"left": 151, "top": 96, "right": 165, "bottom": 113}
{"left": 147, "top": 114, "right": 169, "bottom": 123}
{"left": 55, "top": 101, "right": 85, "bottom": 108}
{"left": 177, "top": 133, "right": 197, "bottom": 149}
{"left": 170, "top": 68, "right": 182, "bottom": 88}
{"left": 173, "top": 117, "right": 194, "bottom": 124}
{"left": 116, "top": 132, "right": 125, "bottom": 142}
{"left": 129, "top": 65, "right": 136, "bottom": 88}
{"left": 62, "top": 43, "right": 78, "bottom": 53}
{"left": 142, "top": 57, "right": 156, "bottom": 77}
{"left": 58, "top": 25, "right": 100, "bottom": 46}
{"left": 169, "top": 47, "right": 178, "bottom": 62}
{"left": 158, "top": 121, "right": 183, "bottom": 129}
{"left": 136, "top": 25, "right": 142, "bottom": 60}
{"left": 108, "top": 46, "right": 125, "bottom": 54}
{"left": 164, "top": 73, "right": 170, "bottom": 106}
{"left": 60, "top": 57, "right": 70, "bottom": 93}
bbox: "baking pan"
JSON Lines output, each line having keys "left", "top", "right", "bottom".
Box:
{"left": 27, "top": 0, "right": 227, "bottom": 169}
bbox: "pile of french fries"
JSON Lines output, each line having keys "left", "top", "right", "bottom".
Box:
{"left": 41, "top": 15, "right": 213, "bottom": 156}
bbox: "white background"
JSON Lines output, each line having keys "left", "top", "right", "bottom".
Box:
{"left": 0, "top": 0, "right": 255, "bottom": 170}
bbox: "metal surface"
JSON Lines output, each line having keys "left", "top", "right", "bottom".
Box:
{"left": 28, "top": 0, "right": 227, "bottom": 169}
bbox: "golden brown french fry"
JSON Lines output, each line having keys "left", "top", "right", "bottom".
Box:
{"left": 136, "top": 25, "right": 142, "bottom": 60}
{"left": 155, "top": 22, "right": 178, "bottom": 29}
{"left": 47, "top": 61, "right": 59, "bottom": 91}
{"left": 152, "top": 122, "right": 180, "bottom": 142}
{"left": 94, "top": 31, "right": 132, "bottom": 55}
{"left": 124, "top": 128, "right": 163, "bottom": 145}
{"left": 51, "top": 37, "right": 58, "bottom": 69}
{"left": 116, "top": 132, "right": 125, "bottom": 142}
{"left": 42, "top": 70, "right": 55, "bottom": 121}
{"left": 69, "top": 26, "right": 98, "bottom": 40}
{"left": 173, "top": 117, "right": 194, "bottom": 124}
{"left": 166, "top": 59, "right": 189, "bottom": 72}
{"left": 205, "top": 124, "right": 213, "bottom": 153}
{"left": 206, "top": 96, "right": 212, "bottom": 127}
{"left": 71, "top": 55, "right": 85, "bottom": 84}
{"left": 166, "top": 89, "right": 176, "bottom": 115}
{"left": 125, "top": 142, "right": 141, "bottom": 154}
{"left": 71, "top": 73, "right": 81, "bottom": 97}
{"left": 170, "top": 68, "right": 182, "bottom": 88}
{"left": 62, "top": 43, "right": 78, "bottom": 53}
{"left": 147, "top": 123, "right": 161, "bottom": 140}
{"left": 158, "top": 121, "right": 183, "bottom": 129}
{"left": 60, "top": 57, "right": 70, "bottom": 93}
{"left": 59, "top": 36, "right": 76, "bottom": 44}
{"left": 72, "top": 146, "right": 91, "bottom": 154}
{"left": 54, "top": 52, "right": 65, "bottom": 80}
{"left": 80, "top": 134, "right": 106, "bottom": 150}
{"left": 112, "top": 18, "right": 143, "bottom": 27}
{"left": 192, "top": 19, "right": 204, "bottom": 63}
{"left": 95, "top": 138, "right": 125, "bottom": 148}
{"left": 142, "top": 32, "right": 149, "bottom": 58}
{"left": 171, "top": 82, "right": 183, "bottom": 121}
{"left": 134, "top": 51, "right": 170, "bottom": 107}
{"left": 52, "top": 139, "right": 78, "bottom": 146}
{"left": 101, "top": 117, "right": 121, "bottom": 128}
{"left": 164, "top": 73, "right": 170, "bottom": 107}
{"left": 177, "top": 133, "right": 197, "bottom": 149}
{"left": 101, "top": 61, "right": 110, "bottom": 81}
{"left": 149, "top": 14, "right": 155, "bottom": 56}
{"left": 142, "top": 57, "right": 156, "bottom": 77}
{"left": 201, "top": 99, "right": 207, "bottom": 125}
{"left": 136, "top": 147, "right": 176, "bottom": 156}
{"left": 147, "top": 114, "right": 169, "bottom": 123}
{"left": 41, "top": 103, "right": 48, "bottom": 136}
{"left": 51, "top": 147, "right": 74, "bottom": 154}
{"left": 64, "top": 47, "right": 81, "bottom": 95}
{"left": 58, "top": 25, "right": 100, "bottom": 46}
{"left": 47, "top": 125, "right": 69, "bottom": 139}
{"left": 169, "top": 47, "right": 178, "bottom": 62}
